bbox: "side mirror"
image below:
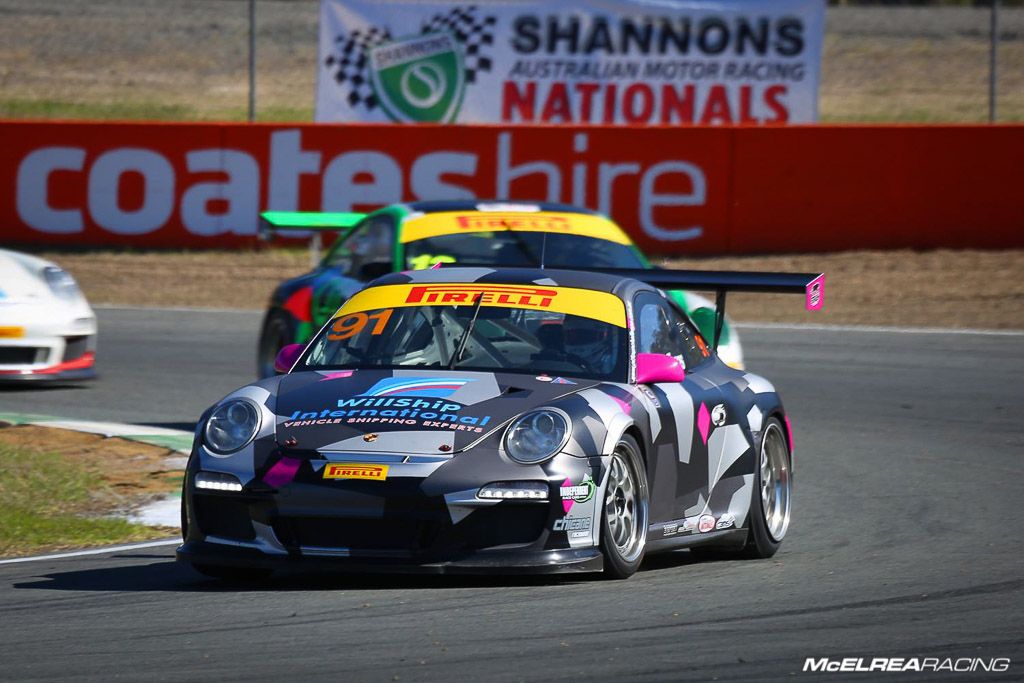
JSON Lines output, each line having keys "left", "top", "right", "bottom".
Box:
{"left": 274, "top": 343, "right": 304, "bottom": 374}
{"left": 635, "top": 353, "right": 685, "bottom": 384}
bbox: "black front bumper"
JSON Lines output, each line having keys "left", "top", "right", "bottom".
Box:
{"left": 179, "top": 472, "right": 604, "bottom": 575}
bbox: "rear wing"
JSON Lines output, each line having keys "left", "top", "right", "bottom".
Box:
{"left": 259, "top": 211, "right": 366, "bottom": 265}
{"left": 576, "top": 267, "right": 825, "bottom": 350}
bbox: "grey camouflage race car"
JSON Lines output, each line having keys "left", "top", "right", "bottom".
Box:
{"left": 177, "top": 265, "right": 824, "bottom": 579}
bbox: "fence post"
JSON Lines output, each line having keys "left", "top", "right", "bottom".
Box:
{"left": 989, "top": 0, "right": 999, "bottom": 123}
{"left": 248, "top": 0, "right": 257, "bottom": 122}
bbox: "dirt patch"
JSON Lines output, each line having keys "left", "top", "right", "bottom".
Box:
{"left": 34, "top": 247, "right": 1024, "bottom": 330}
{"left": 655, "top": 249, "right": 1024, "bottom": 330}
{"left": 0, "top": 424, "right": 182, "bottom": 524}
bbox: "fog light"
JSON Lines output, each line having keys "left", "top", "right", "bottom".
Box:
{"left": 477, "top": 481, "right": 548, "bottom": 501}
{"left": 194, "top": 471, "right": 243, "bottom": 492}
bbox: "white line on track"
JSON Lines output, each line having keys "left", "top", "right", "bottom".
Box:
{"left": 93, "top": 303, "right": 257, "bottom": 314}
{"left": 736, "top": 322, "right": 1024, "bottom": 336}
{"left": 0, "top": 539, "right": 180, "bottom": 566}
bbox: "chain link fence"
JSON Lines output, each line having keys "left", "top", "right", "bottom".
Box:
{"left": 0, "top": 0, "right": 1020, "bottom": 122}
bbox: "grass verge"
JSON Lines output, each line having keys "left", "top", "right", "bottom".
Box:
{"left": 0, "top": 426, "right": 180, "bottom": 558}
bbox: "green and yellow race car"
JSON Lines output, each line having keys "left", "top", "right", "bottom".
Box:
{"left": 257, "top": 201, "right": 743, "bottom": 378}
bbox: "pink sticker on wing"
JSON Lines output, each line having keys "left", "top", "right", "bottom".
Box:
{"left": 263, "top": 456, "right": 302, "bottom": 488}
{"left": 805, "top": 274, "right": 825, "bottom": 311}
{"left": 611, "top": 396, "right": 632, "bottom": 415}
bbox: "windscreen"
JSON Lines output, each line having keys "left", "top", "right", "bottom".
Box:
{"left": 300, "top": 283, "right": 629, "bottom": 382}
{"left": 405, "top": 232, "right": 645, "bottom": 270}
{"left": 400, "top": 210, "right": 646, "bottom": 270}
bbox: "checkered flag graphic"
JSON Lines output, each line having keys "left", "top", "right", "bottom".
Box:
{"left": 420, "top": 6, "right": 497, "bottom": 84}
{"left": 324, "top": 27, "right": 392, "bottom": 110}
{"left": 324, "top": 6, "right": 497, "bottom": 112}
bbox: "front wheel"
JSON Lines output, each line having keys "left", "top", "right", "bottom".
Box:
{"left": 257, "top": 308, "right": 297, "bottom": 379}
{"left": 600, "top": 435, "right": 649, "bottom": 579}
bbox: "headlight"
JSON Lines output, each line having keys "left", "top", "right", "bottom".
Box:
{"left": 42, "top": 266, "right": 81, "bottom": 301}
{"left": 504, "top": 409, "right": 569, "bottom": 464}
{"left": 203, "top": 399, "right": 260, "bottom": 454}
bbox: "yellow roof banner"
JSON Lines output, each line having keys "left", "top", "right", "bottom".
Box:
{"left": 336, "top": 283, "right": 627, "bottom": 328}
{"left": 399, "top": 211, "right": 633, "bottom": 246}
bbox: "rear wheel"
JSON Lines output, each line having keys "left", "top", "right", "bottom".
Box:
{"left": 694, "top": 417, "right": 791, "bottom": 560}
{"left": 190, "top": 563, "right": 272, "bottom": 582}
{"left": 600, "top": 435, "right": 649, "bottom": 579}
{"left": 745, "top": 418, "right": 792, "bottom": 556}
{"left": 257, "top": 308, "right": 296, "bottom": 378}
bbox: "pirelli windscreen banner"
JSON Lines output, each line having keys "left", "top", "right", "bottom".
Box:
{"left": 316, "top": 0, "right": 825, "bottom": 125}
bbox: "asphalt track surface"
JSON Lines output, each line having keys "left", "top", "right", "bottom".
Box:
{"left": 0, "top": 308, "right": 1021, "bottom": 681}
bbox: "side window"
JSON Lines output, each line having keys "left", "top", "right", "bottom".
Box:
{"left": 634, "top": 292, "right": 685, "bottom": 358}
{"left": 325, "top": 216, "right": 394, "bottom": 277}
{"left": 669, "top": 304, "right": 712, "bottom": 369}
{"left": 634, "top": 292, "right": 710, "bottom": 369}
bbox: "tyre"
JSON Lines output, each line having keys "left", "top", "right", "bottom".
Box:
{"left": 599, "top": 434, "right": 649, "bottom": 579}
{"left": 190, "top": 563, "right": 272, "bottom": 582}
{"left": 257, "top": 308, "right": 296, "bottom": 378}
{"left": 691, "top": 417, "right": 792, "bottom": 560}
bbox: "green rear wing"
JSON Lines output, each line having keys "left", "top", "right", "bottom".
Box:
{"left": 258, "top": 211, "right": 366, "bottom": 240}
{"left": 259, "top": 211, "right": 366, "bottom": 265}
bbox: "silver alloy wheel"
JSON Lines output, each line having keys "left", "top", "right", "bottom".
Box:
{"left": 759, "top": 422, "right": 792, "bottom": 541}
{"left": 604, "top": 447, "right": 646, "bottom": 561}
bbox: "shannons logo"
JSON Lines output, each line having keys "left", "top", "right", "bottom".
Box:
{"left": 803, "top": 657, "right": 1011, "bottom": 673}
{"left": 324, "top": 6, "right": 496, "bottom": 123}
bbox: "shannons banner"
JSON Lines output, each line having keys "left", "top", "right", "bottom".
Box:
{"left": 316, "top": 0, "right": 825, "bottom": 125}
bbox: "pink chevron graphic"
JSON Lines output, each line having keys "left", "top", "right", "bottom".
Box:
{"left": 697, "top": 403, "right": 711, "bottom": 444}
{"left": 319, "top": 370, "right": 355, "bottom": 382}
{"left": 561, "top": 477, "right": 574, "bottom": 513}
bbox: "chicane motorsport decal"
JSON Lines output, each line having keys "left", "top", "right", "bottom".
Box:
{"left": 559, "top": 474, "right": 595, "bottom": 514}
{"left": 283, "top": 376, "right": 494, "bottom": 432}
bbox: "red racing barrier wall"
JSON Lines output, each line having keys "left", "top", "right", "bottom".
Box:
{"left": 1, "top": 120, "right": 1021, "bottom": 254}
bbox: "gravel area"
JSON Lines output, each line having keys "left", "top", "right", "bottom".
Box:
{"left": 34, "top": 247, "right": 1024, "bottom": 330}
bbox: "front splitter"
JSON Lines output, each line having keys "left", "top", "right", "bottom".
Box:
{"left": 177, "top": 540, "right": 604, "bottom": 575}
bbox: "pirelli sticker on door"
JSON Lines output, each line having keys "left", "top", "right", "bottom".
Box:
{"left": 322, "top": 463, "right": 390, "bottom": 481}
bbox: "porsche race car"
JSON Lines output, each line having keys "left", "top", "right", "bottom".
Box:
{"left": 257, "top": 201, "right": 744, "bottom": 376}
{"left": 0, "top": 249, "right": 97, "bottom": 381}
{"left": 178, "top": 265, "right": 823, "bottom": 579}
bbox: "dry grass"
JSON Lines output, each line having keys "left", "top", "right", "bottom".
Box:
{"left": 0, "top": 425, "right": 180, "bottom": 557}
{"left": 35, "top": 247, "right": 1024, "bottom": 330}
{"left": 0, "top": 3, "right": 1021, "bottom": 122}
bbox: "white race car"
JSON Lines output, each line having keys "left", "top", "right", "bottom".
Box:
{"left": 0, "top": 249, "right": 97, "bottom": 381}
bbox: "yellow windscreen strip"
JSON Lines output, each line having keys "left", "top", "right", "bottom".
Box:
{"left": 400, "top": 211, "right": 633, "bottom": 246}
{"left": 336, "top": 283, "right": 627, "bottom": 328}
